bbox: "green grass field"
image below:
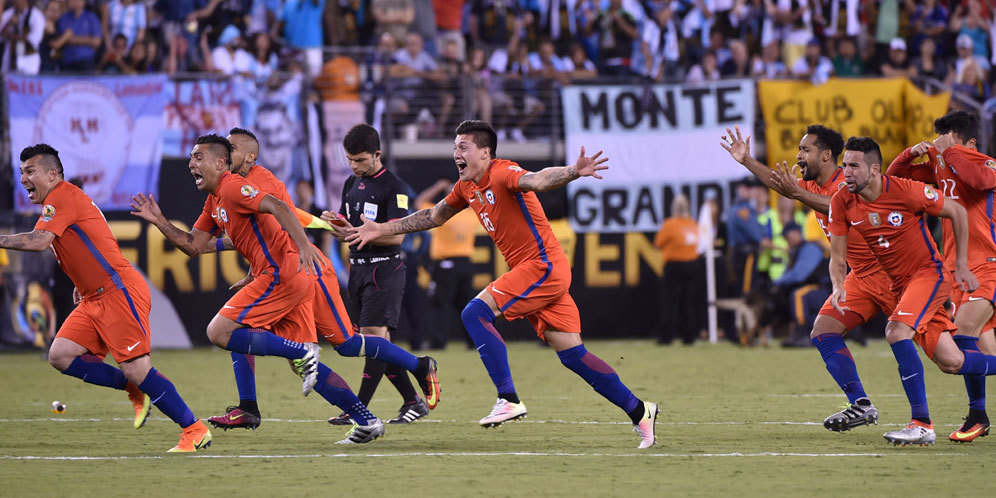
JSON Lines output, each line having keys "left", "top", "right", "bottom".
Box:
{"left": 1, "top": 340, "right": 994, "bottom": 497}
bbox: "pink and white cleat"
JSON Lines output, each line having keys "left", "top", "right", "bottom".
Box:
{"left": 479, "top": 398, "right": 528, "bottom": 428}
{"left": 634, "top": 401, "right": 660, "bottom": 449}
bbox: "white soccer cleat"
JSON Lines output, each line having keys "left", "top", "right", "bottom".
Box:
{"left": 334, "top": 418, "right": 385, "bottom": 445}
{"left": 634, "top": 401, "right": 660, "bottom": 449}
{"left": 883, "top": 420, "right": 936, "bottom": 446}
{"left": 479, "top": 398, "right": 527, "bottom": 428}
{"left": 293, "top": 345, "right": 320, "bottom": 396}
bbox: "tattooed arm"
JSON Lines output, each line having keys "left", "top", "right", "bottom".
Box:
{"left": 345, "top": 200, "right": 462, "bottom": 250}
{"left": 518, "top": 146, "right": 609, "bottom": 193}
{"left": 0, "top": 230, "right": 56, "bottom": 252}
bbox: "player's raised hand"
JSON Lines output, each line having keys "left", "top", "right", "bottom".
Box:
{"left": 129, "top": 193, "right": 164, "bottom": 223}
{"left": 345, "top": 215, "right": 383, "bottom": 250}
{"left": 909, "top": 141, "right": 932, "bottom": 157}
{"left": 933, "top": 132, "right": 956, "bottom": 153}
{"left": 319, "top": 210, "right": 354, "bottom": 239}
{"left": 954, "top": 264, "right": 979, "bottom": 293}
{"left": 298, "top": 243, "right": 327, "bottom": 276}
{"left": 720, "top": 125, "right": 751, "bottom": 164}
{"left": 574, "top": 146, "right": 609, "bottom": 179}
{"left": 769, "top": 161, "right": 801, "bottom": 198}
{"left": 830, "top": 287, "right": 850, "bottom": 314}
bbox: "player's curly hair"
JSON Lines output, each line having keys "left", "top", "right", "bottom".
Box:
{"left": 455, "top": 120, "right": 497, "bottom": 158}
{"left": 195, "top": 134, "right": 233, "bottom": 166}
{"left": 934, "top": 110, "right": 978, "bottom": 142}
{"left": 844, "top": 136, "right": 882, "bottom": 166}
{"left": 805, "top": 124, "right": 844, "bottom": 161}
{"left": 343, "top": 124, "right": 381, "bottom": 155}
{"left": 19, "top": 144, "right": 64, "bottom": 177}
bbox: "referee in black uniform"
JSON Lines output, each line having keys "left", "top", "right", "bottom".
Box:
{"left": 326, "top": 124, "right": 430, "bottom": 424}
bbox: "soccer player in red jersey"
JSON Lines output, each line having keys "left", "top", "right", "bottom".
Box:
{"left": 152, "top": 127, "right": 438, "bottom": 430}
{"left": 340, "top": 120, "right": 659, "bottom": 449}
{"left": 0, "top": 144, "right": 210, "bottom": 453}
{"left": 828, "top": 136, "right": 996, "bottom": 445}
{"left": 132, "top": 134, "right": 384, "bottom": 444}
{"left": 887, "top": 111, "right": 996, "bottom": 442}
{"left": 723, "top": 124, "right": 892, "bottom": 432}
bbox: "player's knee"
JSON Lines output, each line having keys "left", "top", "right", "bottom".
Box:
{"left": 47, "top": 351, "right": 71, "bottom": 371}
{"left": 461, "top": 298, "right": 493, "bottom": 328}
{"left": 334, "top": 334, "right": 362, "bottom": 357}
{"left": 936, "top": 355, "right": 963, "bottom": 374}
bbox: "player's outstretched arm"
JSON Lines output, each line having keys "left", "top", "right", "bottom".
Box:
{"left": 130, "top": 193, "right": 214, "bottom": 256}
{"left": 0, "top": 229, "right": 56, "bottom": 252}
{"left": 345, "top": 200, "right": 461, "bottom": 250}
{"left": 938, "top": 200, "right": 979, "bottom": 292}
{"left": 258, "top": 194, "right": 326, "bottom": 275}
{"left": 518, "top": 146, "right": 608, "bottom": 193}
{"left": 769, "top": 161, "right": 832, "bottom": 214}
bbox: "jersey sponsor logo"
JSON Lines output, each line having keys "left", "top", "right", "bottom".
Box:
{"left": 240, "top": 185, "right": 259, "bottom": 198}
{"left": 888, "top": 211, "right": 903, "bottom": 227}
{"left": 485, "top": 189, "right": 495, "bottom": 204}
{"left": 396, "top": 194, "right": 409, "bottom": 210}
{"left": 850, "top": 220, "right": 864, "bottom": 226}
{"left": 986, "top": 159, "right": 996, "bottom": 169}
{"left": 219, "top": 207, "right": 229, "bottom": 223}
{"left": 868, "top": 213, "right": 881, "bottom": 227}
{"left": 40, "top": 204, "right": 56, "bottom": 222}
{"left": 508, "top": 165, "right": 523, "bottom": 172}
{"left": 923, "top": 185, "right": 937, "bottom": 201}
{"left": 126, "top": 341, "right": 141, "bottom": 352}
{"left": 363, "top": 202, "right": 378, "bottom": 219}
{"left": 896, "top": 310, "right": 914, "bottom": 316}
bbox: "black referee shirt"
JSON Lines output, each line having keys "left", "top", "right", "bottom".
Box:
{"left": 338, "top": 167, "right": 412, "bottom": 258}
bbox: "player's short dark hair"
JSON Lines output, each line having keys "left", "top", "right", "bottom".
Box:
{"left": 934, "top": 110, "right": 978, "bottom": 142}
{"left": 343, "top": 123, "right": 381, "bottom": 155}
{"left": 195, "top": 134, "right": 233, "bottom": 166}
{"left": 455, "top": 120, "right": 498, "bottom": 158}
{"left": 805, "top": 124, "right": 844, "bottom": 161}
{"left": 228, "top": 127, "right": 259, "bottom": 144}
{"left": 20, "top": 143, "right": 64, "bottom": 177}
{"left": 844, "top": 136, "right": 882, "bottom": 166}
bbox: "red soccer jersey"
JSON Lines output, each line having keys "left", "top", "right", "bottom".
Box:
{"left": 34, "top": 180, "right": 142, "bottom": 299}
{"left": 829, "top": 176, "right": 945, "bottom": 287}
{"left": 246, "top": 165, "right": 293, "bottom": 206}
{"left": 444, "top": 159, "right": 567, "bottom": 269}
{"left": 193, "top": 172, "right": 300, "bottom": 280}
{"left": 799, "top": 168, "right": 880, "bottom": 277}
{"left": 889, "top": 144, "right": 996, "bottom": 267}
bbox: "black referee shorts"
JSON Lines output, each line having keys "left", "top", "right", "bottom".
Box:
{"left": 348, "top": 257, "right": 406, "bottom": 329}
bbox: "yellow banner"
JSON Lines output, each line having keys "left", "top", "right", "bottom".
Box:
{"left": 759, "top": 78, "right": 950, "bottom": 166}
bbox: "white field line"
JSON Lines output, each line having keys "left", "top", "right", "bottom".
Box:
{"left": 0, "top": 417, "right": 963, "bottom": 427}
{"left": 0, "top": 451, "right": 979, "bottom": 461}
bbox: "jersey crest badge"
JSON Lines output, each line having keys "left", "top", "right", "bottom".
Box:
{"left": 219, "top": 207, "right": 229, "bottom": 223}
{"left": 508, "top": 165, "right": 523, "bottom": 172}
{"left": 485, "top": 189, "right": 495, "bottom": 204}
{"left": 986, "top": 159, "right": 996, "bottom": 169}
{"left": 837, "top": 181, "right": 846, "bottom": 191}
{"left": 868, "top": 213, "right": 881, "bottom": 227}
{"left": 937, "top": 156, "right": 946, "bottom": 169}
{"left": 474, "top": 191, "right": 484, "bottom": 204}
{"left": 888, "top": 211, "right": 903, "bottom": 227}
{"left": 240, "top": 185, "right": 259, "bottom": 198}
{"left": 41, "top": 204, "right": 55, "bottom": 222}
{"left": 923, "top": 185, "right": 937, "bottom": 201}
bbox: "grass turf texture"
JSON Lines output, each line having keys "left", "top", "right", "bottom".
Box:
{"left": 1, "top": 340, "right": 994, "bottom": 497}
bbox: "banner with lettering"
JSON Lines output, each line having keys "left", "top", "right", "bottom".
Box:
{"left": 6, "top": 74, "right": 167, "bottom": 210}
{"left": 759, "top": 78, "right": 951, "bottom": 167}
{"left": 561, "top": 80, "right": 755, "bottom": 233}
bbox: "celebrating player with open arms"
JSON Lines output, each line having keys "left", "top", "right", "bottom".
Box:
{"left": 721, "top": 124, "right": 893, "bottom": 433}
{"left": 132, "top": 134, "right": 384, "bottom": 444}
{"left": 829, "top": 136, "right": 996, "bottom": 446}
{"left": 334, "top": 120, "right": 660, "bottom": 449}
{"left": 0, "top": 144, "right": 210, "bottom": 453}
{"left": 887, "top": 110, "right": 996, "bottom": 442}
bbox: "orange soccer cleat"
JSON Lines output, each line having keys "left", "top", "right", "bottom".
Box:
{"left": 168, "top": 420, "right": 213, "bottom": 453}
{"left": 125, "top": 382, "right": 151, "bottom": 429}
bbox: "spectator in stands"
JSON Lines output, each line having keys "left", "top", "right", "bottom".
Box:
{"left": 466, "top": 46, "right": 494, "bottom": 123}
{"left": 209, "top": 24, "right": 251, "bottom": 76}
{"left": 410, "top": 0, "right": 437, "bottom": 56}
{"left": 154, "top": 0, "right": 202, "bottom": 73}
{"left": 654, "top": 194, "right": 702, "bottom": 345}
{"left": 468, "top": 0, "right": 522, "bottom": 50}
{"left": 720, "top": 38, "right": 750, "bottom": 77}
{"left": 725, "top": 178, "right": 764, "bottom": 303}
{"left": 913, "top": 36, "right": 950, "bottom": 83}
{"left": 953, "top": 57, "right": 991, "bottom": 104}
{"left": 392, "top": 31, "right": 443, "bottom": 135}
{"left": 791, "top": 38, "right": 833, "bottom": 84}
{"left": 247, "top": 31, "right": 277, "bottom": 82}
{"left": 102, "top": 0, "right": 145, "bottom": 50}
{"left": 328, "top": 0, "right": 368, "bottom": 45}
{"left": 950, "top": 0, "right": 992, "bottom": 62}
{"left": 537, "top": 0, "right": 580, "bottom": 55}
{"left": 751, "top": 40, "right": 787, "bottom": 79}
{"left": 432, "top": 0, "right": 464, "bottom": 59}
{"left": 955, "top": 33, "right": 991, "bottom": 77}
{"left": 586, "top": 0, "right": 638, "bottom": 76}
{"left": 39, "top": 0, "right": 64, "bottom": 72}
{"left": 1, "top": 0, "right": 46, "bottom": 74}
{"left": 832, "top": 36, "right": 863, "bottom": 77}
{"left": 57, "top": 0, "right": 103, "bottom": 73}
{"left": 909, "top": 0, "right": 948, "bottom": 53}
{"left": 880, "top": 37, "right": 916, "bottom": 78}
{"left": 686, "top": 49, "right": 720, "bottom": 82}
{"left": 567, "top": 40, "right": 598, "bottom": 79}
{"left": 771, "top": 0, "right": 815, "bottom": 70}
{"left": 189, "top": 0, "right": 253, "bottom": 45}
{"left": 639, "top": 2, "right": 680, "bottom": 81}
{"left": 505, "top": 41, "right": 546, "bottom": 142}
{"left": 757, "top": 194, "right": 802, "bottom": 284}
{"left": 373, "top": 0, "right": 415, "bottom": 44}
{"left": 771, "top": 221, "right": 829, "bottom": 347}
{"left": 127, "top": 36, "right": 160, "bottom": 72}
{"left": 272, "top": 0, "right": 325, "bottom": 78}
{"left": 97, "top": 32, "right": 131, "bottom": 72}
